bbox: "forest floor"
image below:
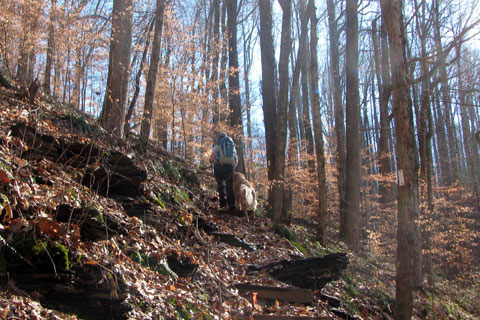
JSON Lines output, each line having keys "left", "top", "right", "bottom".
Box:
{"left": 0, "top": 84, "right": 478, "bottom": 320}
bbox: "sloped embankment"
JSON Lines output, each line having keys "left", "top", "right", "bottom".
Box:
{"left": 0, "top": 87, "right": 348, "bottom": 319}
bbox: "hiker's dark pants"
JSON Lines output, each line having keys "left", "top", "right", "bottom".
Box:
{"left": 213, "top": 163, "right": 235, "bottom": 208}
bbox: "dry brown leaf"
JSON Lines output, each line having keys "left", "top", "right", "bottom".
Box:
{"left": 0, "top": 169, "right": 12, "bottom": 183}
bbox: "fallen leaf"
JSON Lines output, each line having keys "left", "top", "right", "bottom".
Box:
{"left": 0, "top": 169, "right": 12, "bottom": 183}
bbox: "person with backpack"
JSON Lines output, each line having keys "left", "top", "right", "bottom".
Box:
{"left": 209, "top": 132, "right": 238, "bottom": 210}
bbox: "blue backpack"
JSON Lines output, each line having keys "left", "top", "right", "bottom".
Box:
{"left": 218, "top": 135, "right": 235, "bottom": 165}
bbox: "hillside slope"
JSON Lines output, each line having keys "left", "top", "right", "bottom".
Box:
{"left": 0, "top": 85, "right": 472, "bottom": 320}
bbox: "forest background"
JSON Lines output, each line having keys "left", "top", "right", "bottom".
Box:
{"left": 1, "top": 0, "right": 480, "bottom": 319}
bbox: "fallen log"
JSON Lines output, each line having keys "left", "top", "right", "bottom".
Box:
{"left": 248, "top": 253, "right": 348, "bottom": 291}
{"left": 235, "top": 284, "right": 313, "bottom": 304}
{"left": 319, "top": 293, "right": 341, "bottom": 308}
{"left": 194, "top": 216, "right": 257, "bottom": 251}
{"left": 210, "top": 232, "right": 257, "bottom": 251}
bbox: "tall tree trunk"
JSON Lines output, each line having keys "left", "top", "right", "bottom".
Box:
{"left": 17, "top": 1, "right": 39, "bottom": 85}
{"left": 343, "top": 0, "right": 360, "bottom": 252}
{"left": 309, "top": 7, "right": 328, "bottom": 244}
{"left": 258, "top": 0, "right": 278, "bottom": 217}
{"left": 286, "top": 0, "right": 313, "bottom": 220}
{"left": 210, "top": 0, "right": 221, "bottom": 125}
{"left": 380, "top": 1, "right": 421, "bottom": 319}
{"left": 432, "top": 0, "right": 456, "bottom": 185}
{"left": 99, "top": 0, "right": 134, "bottom": 138}
{"left": 300, "top": 0, "right": 314, "bottom": 172}
{"left": 140, "top": 0, "right": 166, "bottom": 148}
{"left": 457, "top": 44, "right": 480, "bottom": 209}
{"left": 415, "top": 0, "right": 433, "bottom": 287}
{"left": 241, "top": 12, "right": 255, "bottom": 179}
{"left": 271, "top": 0, "right": 292, "bottom": 222}
{"left": 125, "top": 17, "right": 155, "bottom": 136}
{"left": 43, "top": 0, "right": 57, "bottom": 96}
{"left": 372, "top": 17, "right": 393, "bottom": 203}
{"left": 327, "top": 0, "right": 347, "bottom": 234}
{"left": 226, "top": 0, "right": 246, "bottom": 174}
{"left": 71, "top": 45, "right": 93, "bottom": 109}
{"left": 219, "top": 3, "right": 228, "bottom": 123}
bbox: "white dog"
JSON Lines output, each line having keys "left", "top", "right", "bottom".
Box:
{"left": 232, "top": 172, "right": 257, "bottom": 221}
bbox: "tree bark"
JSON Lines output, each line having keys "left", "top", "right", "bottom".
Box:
{"left": 43, "top": 0, "right": 57, "bottom": 96}
{"left": 309, "top": 7, "right": 328, "bottom": 244}
{"left": 258, "top": 0, "right": 277, "bottom": 183}
{"left": 226, "top": 0, "right": 246, "bottom": 174}
{"left": 271, "top": 0, "right": 292, "bottom": 222}
{"left": 125, "top": 18, "right": 155, "bottom": 136}
{"left": 372, "top": 17, "right": 393, "bottom": 203}
{"left": 286, "top": 0, "right": 313, "bottom": 220}
{"left": 140, "top": 0, "right": 166, "bottom": 148}
{"left": 432, "top": 0, "right": 456, "bottom": 185}
{"left": 343, "top": 0, "right": 360, "bottom": 252}
{"left": 327, "top": 0, "right": 347, "bottom": 233}
{"left": 457, "top": 44, "right": 480, "bottom": 209}
{"left": 99, "top": 0, "right": 134, "bottom": 138}
{"left": 210, "top": 0, "right": 221, "bottom": 125}
{"left": 299, "top": 0, "right": 314, "bottom": 172}
{"left": 380, "top": 1, "right": 421, "bottom": 319}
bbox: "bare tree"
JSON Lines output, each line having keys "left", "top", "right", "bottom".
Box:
{"left": 226, "top": 0, "right": 246, "bottom": 174}
{"left": 270, "top": 0, "right": 292, "bottom": 222}
{"left": 380, "top": 0, "right": 421, "bottom": 318}
{"left": 372, "top": 17, "right": 393, "bottom": 203}
{"left": 327, "top": 0, "right": 347, "bottom": 233}
{"left": 343, "top": 0, "right": 360, "bottom": 252}
{"left": 309, "top": 3, "right": 328, "bottom": 244}
{"left": 258, "top": 0, "right": 277, "bottom": 214}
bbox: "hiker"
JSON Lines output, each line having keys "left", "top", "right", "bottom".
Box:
{"left": 209, "top": 132, "right": 237, "bottom": 210}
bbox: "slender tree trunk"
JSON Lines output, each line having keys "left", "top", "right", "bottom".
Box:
{"left": 219, "top": 3, "right": 228, "bottom": 123}
{"left": 99, "top": 0, "right": 134, "bottom": 138}
{"left": 415, "top": 0, "right": 434, "bottom": 287}
{"left": 433, "top": 0, "right": 456, "bottom": 185}
{"left": 372, "top": 17, "right": 393, "bottom": 203}
{"left": 71, "top": 45, "right": 93, "bottom": 109}
{"left": 258, "top": 0, "right": 278, "bottom": 216}
{"left": 457, "top": 44, "right": 480, "bottom": 208}
{"left": 160, "top": 38, "right": 172, "bottom": 149}
{"left": 43, "top": 0, "right": 57, "bottom": 96}
{"left": 125, "top": 18, "right": 155, "bottom": 136}
{"left": 270, "top": 0, "right": 292, "bottom": 222}
{"left": 140, "top": 0, "right": 166, "bottom": 148}
{"left": 17, "top": 2, "right": 39, "bottom": 85}
{"left": 211, "top": 0, "right": 221, "bottom": 125}
{"left": 309, "top": 8, "right": 328, "bottom": 244}
{"left": 241, "top": 13, "right": 255, "bottom": 179}
{"left": 380, "top": 1, "right": 421, "bottom": 319}
{"left": 327, "top": 0, "right": 347, "bottom": 235}
{"left": 343, "top": 0, "right": 360, "bottom": 252}
{"left": 226, "top": 0, "right": 245, "bottom": 174}
{"left": 300, "top": 0, "right": 314, "bottom": 172}
{"left": 286, "top": 0, "right": 313, "bottom": 219}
